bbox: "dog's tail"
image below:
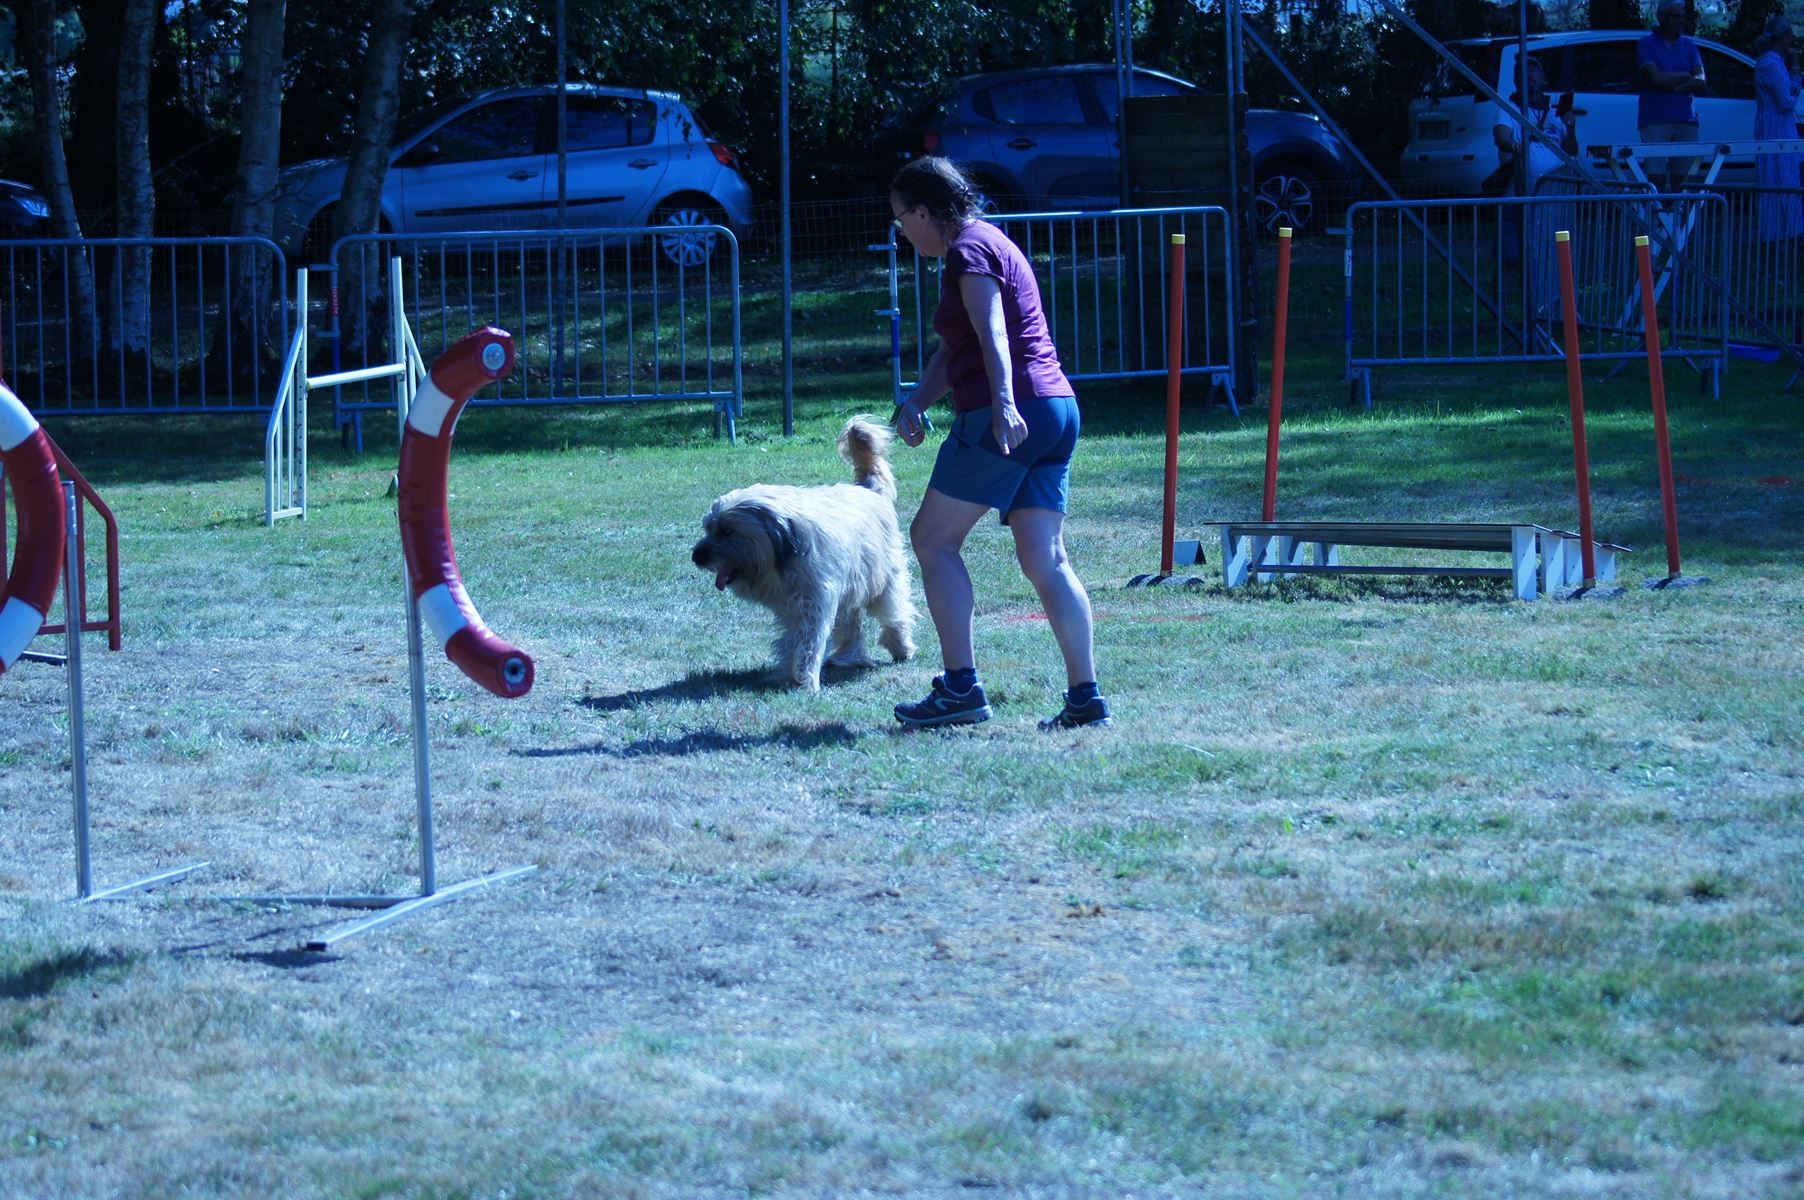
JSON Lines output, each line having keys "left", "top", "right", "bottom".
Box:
{"left": 838, "top": 416, "right": 897, "bottom": 501}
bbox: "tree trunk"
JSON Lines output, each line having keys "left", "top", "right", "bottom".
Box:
{"left": 19, "top": 0, "right": 98, "bottom": 372}
{"left": 216, "top": 0, "right": 286, "bottom": 387}
{"left": 333, "top": 0, "right": 417, "bottom": 362}
{"left": 114, "top": 0, "right": 158, "bottom": 359}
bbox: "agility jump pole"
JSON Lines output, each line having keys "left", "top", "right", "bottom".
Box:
{"left": 1554, "top": 230, "right": 1601, "bottom": 591}
{"left": 1160, "top": 233, "right": 1186, "bottom": 576}
{"left": 1262, "top": 226, "right": 1292, "bottom": 523}
{"left": 1634, "top": 234, "right": 1692, "bottom": 586}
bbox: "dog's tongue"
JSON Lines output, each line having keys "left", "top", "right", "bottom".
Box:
{"left": 714, "top": 569, "right": 734, "bottom": 590}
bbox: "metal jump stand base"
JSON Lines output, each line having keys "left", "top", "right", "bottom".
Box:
{"left": 216, "top": 572, "right": 534, "bottom": 953}
{"left": 1127, "top": 540, "right": 1208, "bottom": 588}
{"left": 1643, "top": 573, "right": 1711, "bottom": 590}
{"left": 39, "top": 484, "right": 208, "bottom": 903}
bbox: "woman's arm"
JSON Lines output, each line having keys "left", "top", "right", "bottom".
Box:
{"left": 959, "top": 272, "right": 1028, "bottom": 455}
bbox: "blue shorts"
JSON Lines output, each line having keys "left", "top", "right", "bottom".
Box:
{"left": 929, "top": 394, "right": 1079, "bottom": 523}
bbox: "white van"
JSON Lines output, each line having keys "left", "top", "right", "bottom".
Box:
{"left": 1400, "top": 30, "right": 1760, "bottom": 194}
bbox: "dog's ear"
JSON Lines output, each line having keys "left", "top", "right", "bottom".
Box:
{"left": 746, "top": 502, "right": 803, "bottom": 567}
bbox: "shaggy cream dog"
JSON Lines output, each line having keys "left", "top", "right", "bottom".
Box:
{"left": 691, "top": 417, "right": 916, "bottom": 690}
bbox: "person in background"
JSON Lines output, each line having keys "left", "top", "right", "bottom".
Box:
{"left": 1492, "top": 57, "right": 1572, "bottom": 320}
{"left": 1638, "top": 0, "right": 1706, "bottom": 191}
{"left": 887, "top": 155, "right": 1110, "bottom": 732}
{"left": 1754, "top": 14, "right": 1804, "bottom": 244}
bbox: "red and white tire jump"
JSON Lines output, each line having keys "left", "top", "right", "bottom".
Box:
{"left": 0, "top": 383, "right": 64, "bottom": 677}
{"left": 396, "top": 327, "right": 534, "bottom": 699}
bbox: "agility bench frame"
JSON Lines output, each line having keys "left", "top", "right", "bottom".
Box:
{"left": 1216, "top": 521, "right": 1627, "bottom": 600}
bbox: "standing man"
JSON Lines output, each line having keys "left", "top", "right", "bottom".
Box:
{"left": 1638, "top": 0, "right": 1706, "bottom": 191}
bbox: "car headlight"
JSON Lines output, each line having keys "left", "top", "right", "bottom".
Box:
{"left": 20, "top": 197, "right": 49, "bottom": 219}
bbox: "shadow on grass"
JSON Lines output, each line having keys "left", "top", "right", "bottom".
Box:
{"left": 0, "top": 947, "right": 136, "bottom": 1000}
{"left": 575, "top": 662, "right": 886, "bottom": 712}
{"left": 517, "top": 721, "right": 861, "bottom": 760}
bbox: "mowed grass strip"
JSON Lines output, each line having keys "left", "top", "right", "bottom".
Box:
{"left": 1, "top": 326, "right": 1801, "bottom": 1196}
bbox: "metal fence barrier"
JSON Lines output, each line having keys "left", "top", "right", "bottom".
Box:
{"left": 325, "top": 227, "right": 742, "bottom": 446}
{"left": 882, "top": 206, "right": 1239, "bottom": 410}
{"left": 0, "top": 237, "right": 289, "bottom": 415}
{"left": 1343, "top": 193, "right": 1728, "bottom": 406}
{"left": 1691, "top": 181, "right": 1804, "bottom": 370}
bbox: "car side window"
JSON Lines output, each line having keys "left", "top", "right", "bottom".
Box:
{"left": 1567, "top": 42, "right": 1639, "bottom": 94}
{"left": 565, "top": 96, "right": 657, "bottom": 151}
{"left": 400, "top": 97, "right": 544, "bottom": 167}
{"left": 1094, "top": 72, "right": 1190, "bottom": 124}
{"left": 977, "top": 77, "right": 1088, "bottom": 125}
{"left": 1698, "top": 47, "right": 1755, "bottom": 101}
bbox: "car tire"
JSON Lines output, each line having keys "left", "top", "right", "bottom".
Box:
{"left": 1253, "top": 163, "right": 1320, "bottom": 235}
{"left": 651, "top": 197, "right": 728, "bottom": 268}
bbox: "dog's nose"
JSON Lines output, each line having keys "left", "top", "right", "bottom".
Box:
{"left": 691, "top": 542, "right": 709, "bottom": 567}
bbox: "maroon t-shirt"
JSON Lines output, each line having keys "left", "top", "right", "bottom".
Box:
{"left": 933, "top": 221, "right": 1073, "bottom": 415}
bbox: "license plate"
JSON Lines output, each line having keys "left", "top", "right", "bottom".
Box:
{"left": 1418, "top": 119, "right": 1451, "bottom": 140}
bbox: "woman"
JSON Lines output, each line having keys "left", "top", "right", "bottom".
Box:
{"left": 1754, "top": 15, "right": 1804, "bottom": 244}
{"left": 887, "top": 156, "right": 1109, "bottom": 731}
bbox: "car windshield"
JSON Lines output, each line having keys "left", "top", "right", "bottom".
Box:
{"left": 1416, "top": 43, "right": 1504, "bottom": 99}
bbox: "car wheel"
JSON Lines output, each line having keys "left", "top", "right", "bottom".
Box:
{"left": 1254, "top": 166, "right": 1318, "bottom": 235}
{"left": 651, "top": 198, "right": 727, "bottom": 268}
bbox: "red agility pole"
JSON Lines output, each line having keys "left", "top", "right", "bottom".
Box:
{"left": 1634, "top": 234, "right": 1684, "bottom": 581}
{"left": 1553, "top": 230, "right": 1599, "bottom": 589}
{"left": 1261, "top": 226, "right": 1293, "bottom": 523}
{"left": 1160, "top": 233, "right": 1185, "bottom": 576}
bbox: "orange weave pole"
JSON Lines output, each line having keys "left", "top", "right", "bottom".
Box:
{"left": 1261, "top": 227, "right": 1293, "bottom": 523}
{"left": 1554, "top": 230, "right": 1599, "bottom": 587}
{"left": 1634, "top": 235, "right": 1684, "bottom": 579}
{"left": 1160, "top": 234, "right": 1186, "bottom": 575}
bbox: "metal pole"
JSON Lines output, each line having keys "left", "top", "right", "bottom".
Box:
{"left": 1161, "top": 234, "right": 1185, "bottom": 575}
{"left": 1263, "top": 228, "right": 1292, "bottom": 523}
{"left": 780, "top": 0, "right": 794, "bottom": 436}
{"left": 404, "top": 561, "right": 436, "bottom": 896}
{"left": 64, "top": 482, "right": 91, "bottom": 900}
{"left": 1635, "top": 234, "right": 1684, "bottom": 579}
{"left": 1554, "top": 230, "right": 1599, "bottom": 589}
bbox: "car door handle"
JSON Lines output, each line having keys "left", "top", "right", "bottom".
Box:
{"left": 628, "top": 159, "right": 658, "bottom": 170}
{"left": 1006, "top": 138, "right": 1038, "bottom": 150}
{"left": 506, "top": 170, "right": 539, "bottom": 181}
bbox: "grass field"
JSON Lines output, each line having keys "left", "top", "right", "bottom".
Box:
{"left": 2, "top": 255, "right": 1801, "bottom": 1198}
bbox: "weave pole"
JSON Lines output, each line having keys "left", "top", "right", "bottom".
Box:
{"left": 1261, "top": 226, "right": 1293, "bottom": 523}
{"left": 1553, "top": 230, "right": 1599, "bottom": 589}
{"left": 1634, "top": 234, "right": 1687, "bottom": 584}
{"left": 1160, "top": 233, "right": 1186, "bottom": 576}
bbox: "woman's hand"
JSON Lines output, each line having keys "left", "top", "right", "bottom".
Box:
{"left": 896, "top": 396, "right": 929, "bottom": 448}
{"left": 992, "top": 400, "right": 1028, "bottom": 455}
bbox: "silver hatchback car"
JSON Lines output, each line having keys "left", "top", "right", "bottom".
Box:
{"left": 273, "top": 83, "right": 754, "bottom": 266}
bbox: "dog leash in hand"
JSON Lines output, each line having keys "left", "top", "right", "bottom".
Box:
{"left": 889, "top": 404, "right": 933, "bottom": 434}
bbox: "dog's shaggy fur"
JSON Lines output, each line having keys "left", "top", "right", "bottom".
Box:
{"left": 691, "top": 417, "right": 916, "bottom": 690}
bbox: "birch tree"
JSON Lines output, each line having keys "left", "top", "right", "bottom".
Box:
{"left": 216, "top": 0, "right": 286, "bottom": 383}
{"left": 114, "top": 0, "right": 158, "bottom": 358}
{"left": 17, "top": 0, "right": 97, "bottom": 366}
{"left": 332, "top": 0, "right": 418, "bottom": 358}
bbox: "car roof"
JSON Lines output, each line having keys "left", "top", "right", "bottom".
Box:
{"left": 452, "top": 83, "right": 680, "bottom": 107}
{"left": 948, "top": 63, "right": 1194, "bottom": 91}
{"left": 1447, "top": 29, "right": 1752, "bottom": 60}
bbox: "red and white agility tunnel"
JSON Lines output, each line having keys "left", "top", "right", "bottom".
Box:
{"left": 0, "top": 383, "right": 64, "bottom": 677}
{"left": 396, "top": 327, "right": 534, "bottom": 699}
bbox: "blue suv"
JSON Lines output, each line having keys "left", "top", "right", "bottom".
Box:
{"left": 872, "top": 64, "right": 1355, "bottom": 232}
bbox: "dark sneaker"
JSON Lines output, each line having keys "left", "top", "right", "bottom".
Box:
{"left": 1039, "top": 692, "right": 1112, "bottom": 730}
{"left": 894, "top": 676, "right": 993, "bottom": 728}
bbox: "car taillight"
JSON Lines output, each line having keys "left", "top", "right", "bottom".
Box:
{"left": 708, "top": 141, "right": 738, "bottom": 169}
{"left": 922, "top": 131, "right": 940, "bottom": 152}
